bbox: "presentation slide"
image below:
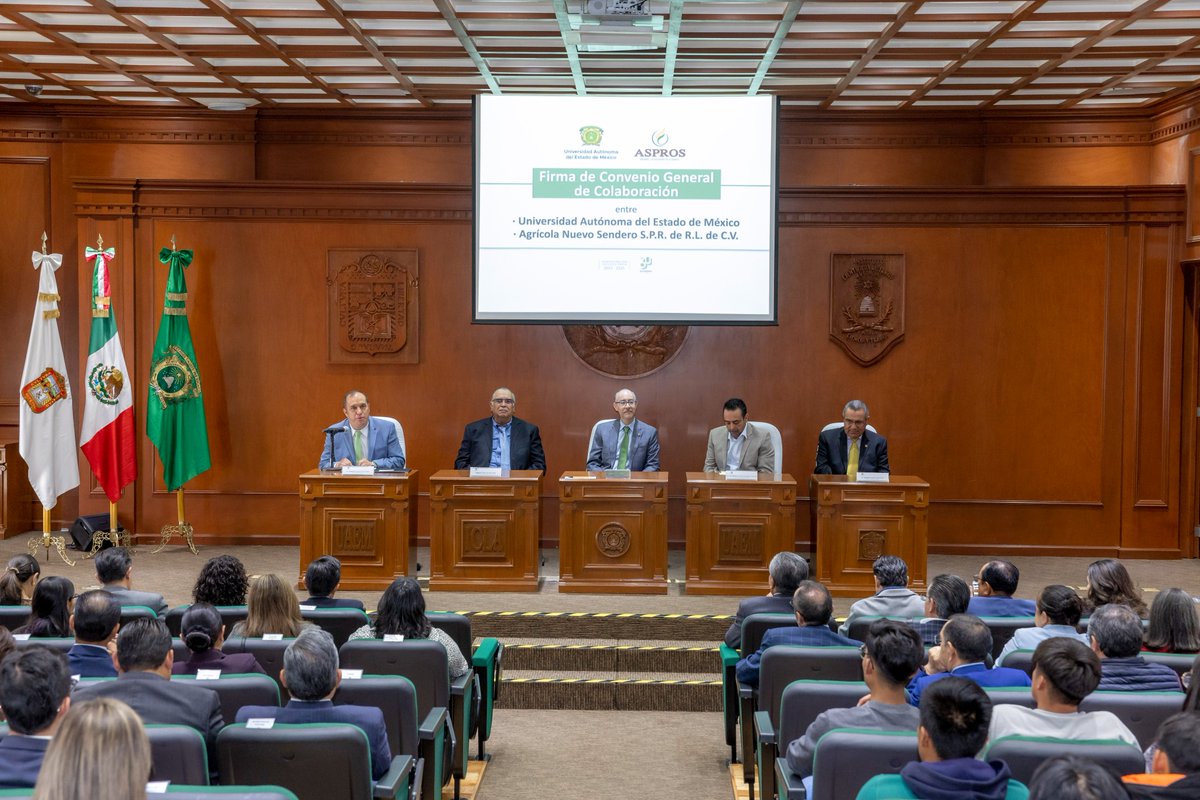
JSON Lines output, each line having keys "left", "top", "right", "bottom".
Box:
{"left": 474, "top": 95, "right": 777, "bottom": 324}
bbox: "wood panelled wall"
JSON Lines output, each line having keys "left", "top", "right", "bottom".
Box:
{"left": 0, "top": 107, "right": 1195, "bottom": 558}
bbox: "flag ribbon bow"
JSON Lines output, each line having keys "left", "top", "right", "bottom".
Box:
{"left": 158, "top": 247, "right": 194, "bottom": 269}
{"left": 85, "top": 246, "right": 116, "bottom": 312}
{"left": 30, "top": 251, "right": 63, "bottom": 272}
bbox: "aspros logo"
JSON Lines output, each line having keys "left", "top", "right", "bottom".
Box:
{"left": 636, "top": 128, "right": 686, "bottom": 158}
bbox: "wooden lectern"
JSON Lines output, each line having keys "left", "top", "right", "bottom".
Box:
{"left": 810, "top": 474, "right": 929, "bottom": 598}
{"left": 428, "top": 470, "right": 542, "bottom": 591}
{"left": 558, "top": 471, "right": 668, "bottom": 594}
{"left": 684, "top": 472, "right": 797, "bottom": 595}
{"left": 298, "top": 469, "right": 417, "bottom": 591}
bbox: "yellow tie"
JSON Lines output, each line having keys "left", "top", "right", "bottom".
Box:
{"left": 848, "top": 439, "right": 859, "bottom": 481}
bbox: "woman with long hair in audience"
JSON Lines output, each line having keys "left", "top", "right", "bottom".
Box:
{"left": 1145, "top": 588, "right": 1200, "bottom": 654}
{"left": 14, "top": 576, "right": 73, "bottom": 638}
{"left": 0, "top": 554, "right": 39, "bottom": 606}
{"left": 192, "top": 554, "right": 249, "bottom": 607}
{"left": 172, "top": 602, "right": 266, "bottom": 675}
{"left": 227, "top": 573, "right": 309, "bottom": 638}
{"left": 1085, "top": 558, "right": 1148, "bottom": 617}
{"left": 33, "top": 697, "right": 151, "bottom": 800}
{"left": 348, "top": 576, "right": 470, "bottom": 677}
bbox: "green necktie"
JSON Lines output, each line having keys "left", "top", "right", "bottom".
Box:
{"left": 617, "top": 425, "right": 630, "bottom": 470}
{"left": 354, "top": 429, "right": 364, "bottom": 463}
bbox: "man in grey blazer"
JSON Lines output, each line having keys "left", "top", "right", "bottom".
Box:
{"left": 703, "top": 397, "right": 775, "bottom": 474}
{"left": 586, "top": 388, "right": 660, "bottom": 472}
{"left": 94, "top": 547, "right": 168, "bottom": 617}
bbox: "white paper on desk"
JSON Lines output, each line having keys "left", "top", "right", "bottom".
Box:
{"left": 724, "top": 470, "right": 759, "bottom": 481}
{"left": 856, "top": 472, "right": 890, "bottom": 483}
{"left": 342, "top": 465, "right": 375, "bottom": 476}
{"left": 563, "top": 475, "right": 597, "bottom": 480}
{"left": 470, "top": 467, "right": 503, "bottom": 477}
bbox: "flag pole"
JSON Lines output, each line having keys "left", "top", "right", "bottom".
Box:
{"left": 82, "top": 501, "right": 124, "bottom": 559}
{"left": 153, "top": 487, "right": 196, "bottom": 555}
{"left": 27, "top": 504, "right": 75, "bottom": 567}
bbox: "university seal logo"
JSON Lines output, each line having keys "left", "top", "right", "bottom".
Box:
{"left": 21, "top": 368, "right": 68, "bottom": 414}
{"left": 150, "top": 345, "right": 202, "bottom": 410}
{"left": 88, "top": 364, "right": 124, "bottom": 405}
{"left": 830, "top": 253, "right": 906, "bottom": 366}
{"left": 579, "top": 125, "right": 604, "bottom": 146}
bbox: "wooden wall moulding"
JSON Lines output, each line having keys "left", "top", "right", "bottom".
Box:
{"left": 830, "top": 253, "right": 905, "bottom": 366}
{"left": 326, "top": 249, "right": 419, "bottom": 364}
{"left": 563, "top": 325, "right": 688, "bottom": 377}
{"left": 1188, "top": 147, "right": 1200, "bottom": 244}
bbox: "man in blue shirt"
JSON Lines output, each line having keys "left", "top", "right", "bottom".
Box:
{"left": 968, "top": 560, "right": 1037, "bottom": 617}
{"left": 454, "top": 387, "right": 546, "bottom": 472}
{"left": 907, "top": 614, "right": 1031, "bottom": 707}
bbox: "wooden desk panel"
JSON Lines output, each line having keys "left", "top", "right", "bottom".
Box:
{"left": 298, "top": 469, "right": 417, "bottom": 591}
{"left": 558, "top": 472, "right": 668, "bottom": 594}
{"left": 684, "top": 472, "right": 797, "bottom": 596}
{"left": 429, "top": 470, "right": 541, "bottom": 592}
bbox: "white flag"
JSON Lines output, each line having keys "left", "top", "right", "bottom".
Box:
{"left": 18, "top": 251, "right": 80, "bottom": 509}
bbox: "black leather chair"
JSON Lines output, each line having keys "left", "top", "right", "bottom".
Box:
{"left": 14, "top": 637, "right": 72, "bottom": 654}
{"left": 996, "top": 648, "right": 1035, "bottom": 676}
{"left": 0, "top": 606, "right": 31, "bottom": 632}
{"left": 216, "top": 722, "right": 414, "bottom": 800}
{"left": 982, "top": 735, "right": 1144, "bottom": 784}
{"left": 979, "top": 617, "right": 1038, "bottom": 659}
{"left": 719, "top": 612, "right": 795, "bottom": 764}
{"left": 147, "top": 789, "right": 299, "bottom": 800}
{"left": 778, "top": 728, "right": 919, "bottom": 800}
{"left": 300, "top": 608, "right": 370, "bottom": 648}
{"left": 1140, "top": 651, "right": 1196, "bottom": 678}
{"left": 147, "top": 723, "right": 210, "bottom": 785}
{"left": 119, "top": 604, "right": 159, "bottom": 624}
{"left": 171, "top": 673, "right": 282, "bottom": 725}
{"left": 166, "top": 605, "right": 250, "bottom": 637}
{"left": 845, "top": 616, "right": 917, "bottom": 644}
{"left": 1080, "top": 690, "right": 1187, "bottom": 747}
{"left": 428, "top": 611, "right": 502, "bottom": 760}
{"left": 983, "top": 687, "right": 1036, "bottom": 709}
{"left": 222, "top": 637, "right": 293, "bottom": 701}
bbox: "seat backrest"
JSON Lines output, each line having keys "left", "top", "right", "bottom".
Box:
{"left": 172, "top": 674, "right": 282, "bottom": 726}
{"left": 216, "top": 723, "right": 374, "bottom": 800}
{"left": 1139, "top": 651, "right": 1196, "bottom": 677}
{"left": 146, "top": 724, "right": 209, "bottom": 785}
{"left": 982, "top": 736, "right": 1144, "bottom": 785}
{"left": 119, "top": 605, "right": 158, "bottom": 624}
{"left": 776, "top": 680, "right": 868, "bottom": 748}
{"left": 983, "top": 687, "right": 1036, "bottom": 709}
{"left": 0, "top": 607, "right": 30, "bottom": 632}
{"left": 333, "top": 675, "right": 420, "bottom": 758}
{"left": 811, "top": 728, "right": 918, "bottom": 800}
{"left": 979, "top": 617, "right": 1037, "bottom": 659}
{"left": 299, "top": 608, "right": 370, "bottom": 648}
{"left": 222, "top": 637, "right": 294, "bottom": 700}
{"left": 338, "top": 639, "right": 450, "bottom": 719}
{"left": 372, "top": 415, "right": 406, "bottom": 454}
{"left": 168, "top": 606, "right": 251, "bottom": 638}
{"left": 821, "top": 421, "right": 879, "bottom": 433}
{"left": 586, "top": 419, "right": 616, "bottom": 463}
{"left": 846, "top": 616, "right": 917, "bottom": 644}
{"left": 426, "top": 612, "right": 473, "bottom": 659}
{"left": 165, "top": 605, "right": 188, "bottom": 636}
{"left": 759, "top": 646, "right": 865, "bottom": 702}
{"left": 740, "top": 613, "right": 797, "bottom": 658}
{"left": 157, "top": 788, "right": 299, "bottom": 800}
{"left": 15, "top": 637, "right": 72, "bottom": 654}
{"left": 998, "top": 649, "right": 1035, "bottom": 676}
{"left": 751, "top": 421, "right": 783, "bottom": 478}
{"left": 1079, "top": 691, "right": 1186, "bottom": 748}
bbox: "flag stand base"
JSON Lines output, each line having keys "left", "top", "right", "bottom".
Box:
{"left": 153, "top": 522, "right": 198, "bottom": 555}
{"left": 83, "top": 529, "right": 130, "bottom": 559}
{"left": 27, "top": 533, "right": 75, "bottom": 567}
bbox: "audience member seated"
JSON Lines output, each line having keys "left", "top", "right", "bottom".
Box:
{"left": 1124, "top": 712, "right": 1200, "bottom": 798}
{"left": 786, "top": 619, "right": 923, "bottom": 779}
{"left": 1085, "top": 558, "right": 1148, "bottom": 617}
{"left": 72, "top": 618, "right": 224, "bottom": 759}
{"left": 228, "top": 573, "right": 311, "bottom": 639}
{"left": 192, "top": 554, "right": 249, "bottom": 607}
{"left": 723, "top": 551, "right": 807, "bottom": 649}
{"left": 235, "top": 627, "right": 392, "bottom": 781}
{"left": 838, "top": 555, "right": 926, "bottom": 636}
{"left": 1143, "top": 589, "right": 1200, "bottom": 654}
{"left": 968, "top": 560, "right": 1037, "bottom": 618}
{"left": 1027, "top": 755, "right": 1130, "bottom": 800}
{"left": 907, "top": 614, "right": 1031, "bottom": 707}
{"left": 0, "top": 555, "right": 39, "bottom": 606}
{"left": 33, "top": 696, "right": 151, "bottom": 800}
{"left": 67, "top": 589, "right": 120, "bottom": 678}
{"left": 95, "top": 547, "right": 168, "bottom": 617}
{"left": 172, "top": 602, "right": 266, "bottom": 676}
{"left": 912, "top": 574, "right": 971, "bottom": 647}
{"left": 349, "top": 577, "right": 469, "bottom": 678}
{"left": 735, "top": 580, "right": 860, "bottom": 688}
{"left": 989, "top": 638, "right": 1138, "bottom": 747}
{"left": 0, "top": 647, "right": 71, "bottom": 788}
{"left": 302, "top": 555, "right": 365, "bottom": 611}
{"left": 1089, "top": 604, "right": 1182, "bottom": 692}
{"left": 997, "top": 585, "right": 1090, "bottom": 666}
{"left": 0, "top": 629, "right": 16, "bottom": 665}
{"left": 857, "top": 677, "right": 1029, "bottom": 800}
{"left": 14, "top": 576, "right": 73, "bottom": 638}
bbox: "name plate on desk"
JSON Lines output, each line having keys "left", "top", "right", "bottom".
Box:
{"left": 342, "top": 465, "right": 376, "bottom": 476}
{"left": 855, "top": 472, "right": 890, "bottom": 483}
{"left": 603, "top": 469, "right": 631, "bottom": 479}
{"left": 469, "top": 467, "right": 504, "bottom": 478}
{"left": 725, "top": 470, "right": 759, "bottom": 481}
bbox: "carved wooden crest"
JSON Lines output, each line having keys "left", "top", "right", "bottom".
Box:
{"left": 327, "top": 249, "right": 419, "bottom": 364}
{"left": 830, "top": 253, "right": 905, "bottom": 366}
{"left": 562, "top": 325, "right": 688, "bottom": 377}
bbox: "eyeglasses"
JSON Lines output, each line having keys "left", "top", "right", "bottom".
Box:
{"left": 843, "top": 418, "right": 867, "bottom": 427}
{"left": 615, "top": 400, "right": 637, "bottom": 406}
{"left": 490, "top": 398, "right": 515, "bottom": 405}
{"left": 859, "top": 644, "right": 869, "bottom": 658}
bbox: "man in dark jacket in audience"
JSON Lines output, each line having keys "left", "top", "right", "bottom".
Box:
{"left": 1089, "top": 604, "right": 1182, "bottom": 692}
{"left": 0, "top": 648, "right": 70, "bottom": 788}
{"left": 67, "top": 589, "right": 120, "bottom": 678}
{"left": 723, "top": 551, "right": 807, "bottom": 649}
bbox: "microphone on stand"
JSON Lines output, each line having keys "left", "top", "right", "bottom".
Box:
{"left": 324, "top": 424, "right": 348, "bottom": 435}
{"left": 324, "top": 425, "right": 348, "bottom": 469}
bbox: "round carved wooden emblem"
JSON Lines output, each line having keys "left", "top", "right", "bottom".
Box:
{"left": 562, "top": 325, "right": 688, "bottom": 378}
{"left": 595, "top": 522, "right": 631, "bottom": 558}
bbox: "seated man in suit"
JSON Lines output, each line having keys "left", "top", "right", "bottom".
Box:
{"left": 814, "top": 399, "right": 889, "bottom": 478}
{"left": 72, "top": 618, "right": 224, "bottom": 763}
{"left": 735, "top": 580, "right": 860, "bottom": 687}
{"left": 989, "top": 638, "right": 1138, "bottom": 747}
{"left": 586, "top": 388, "right": 660, "bottom": 472}
{"left": 1090, "top": 603, "right": 1183, "bottom": 692}
{"left": 318, "top": 390, "right": 405, "bottom": 470}
{"left": 236, "top": 627, "right": 392, "bottom": 781}
{"left": 67, "top": 589, "right": 120, "bottom": 678}
{"left": 301, "top": 556, "right": 365, "bottom": 610}
{"left": 859, "top": 677, "right": 1028, "bottom": 800}
{"left": 838, "top": 554, "right": 927, "bottom": 635}
{"left": 455, "top": 386, "right": 546, "bottom": 473}
{"left": 1125, "top": 713, "right": 1200, "bottom": 798}
{"left": 723, "top": 551, "right": 807, "bottom": 649}
{"left": 94, "top": 547, "right": 167, "bottom": 617}
{"left": 907, "top": 614, "right": 1031, "bottom": 707}
{"left": 968, "top": 560, "right": 1037, "bottom": 617}
{"left": 911, "top": 573, "right": 972, "bottom": 647}
{"left": 703, "top": 397, "right": 775, "bottom": 474}
{"left": 996, "top": 585, "right": 1090, "bottom": 666}
{"left": 0, "top": 647, "right": 71, "bottom": 788}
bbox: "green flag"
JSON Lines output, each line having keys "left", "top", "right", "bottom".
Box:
{"left": 147, "top": 246, "right": 210, "bottom": 491}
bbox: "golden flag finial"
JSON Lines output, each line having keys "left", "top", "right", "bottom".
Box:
{"left": 97, "top": 233, "right": 104, "bottom": 249}
{"left": 40, "top": 231, "right": 47, "bottom": 255}
{"left": 170, "top": 233, "right": 177, "bottom": 251}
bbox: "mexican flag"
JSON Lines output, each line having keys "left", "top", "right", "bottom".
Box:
{"left": 147, "top": 246, "right": 211, "bottom": 492}
{"left": 18, "top": 249, "right": 80, "bottom": 509}
{"left": 80, "top": 245, "right": 137, "bottom": 503}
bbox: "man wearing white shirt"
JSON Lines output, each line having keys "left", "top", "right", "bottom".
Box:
{"left": 703, "top": 397, "right": 774, "bottom": 474}
{"left": 586, "top": 388, "right": 660, "bottom": 472}
{"left": 318, "top": 390, "right": 405, "bottom": 470}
